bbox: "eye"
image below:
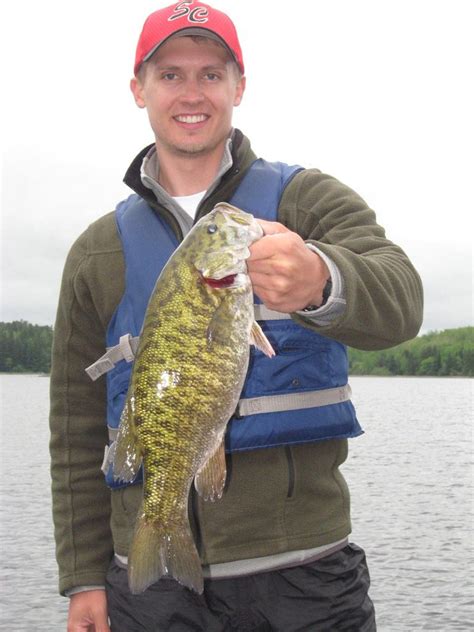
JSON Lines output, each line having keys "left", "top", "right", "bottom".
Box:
{"left": 207, "top": 224, "right": 218, "bottom": 234}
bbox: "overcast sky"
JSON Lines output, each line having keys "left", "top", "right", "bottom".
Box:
{"left": 1, "top": 0, "right": 472, "bottom": 333}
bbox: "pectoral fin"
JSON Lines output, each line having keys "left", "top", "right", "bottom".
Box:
{"left": 194, "top": 438, "right": 227, "bottom": 501}
{"left": 250, "top": 321, "right": 275, "bottom": 358}
{"left": 113, "top": 398, "right": 143, "bottom": 483}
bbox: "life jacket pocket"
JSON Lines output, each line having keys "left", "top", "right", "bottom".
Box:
{"left": 242, "top": 321, "right": 348, "bottom": 399}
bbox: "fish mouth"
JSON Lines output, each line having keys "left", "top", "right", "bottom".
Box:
{"left": 201, "top": 273, "right": 238, "bottom": 289}
{"left": 200, "top": 272, "right": 248, "bottom": 290}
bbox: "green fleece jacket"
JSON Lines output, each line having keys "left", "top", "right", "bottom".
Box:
{"left": 50, "top": 130, "right": 423, "bottom": 595}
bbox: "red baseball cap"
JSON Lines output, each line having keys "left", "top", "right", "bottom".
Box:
{"left": 134, "top": 2, "right": 244, "bottom": 76}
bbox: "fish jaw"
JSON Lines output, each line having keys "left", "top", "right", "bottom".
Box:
{"left": 197, "top": 250, "right": 248, "bottom": 281}
{"left": 201, "top": 271, "right": 248, "bottom": 290}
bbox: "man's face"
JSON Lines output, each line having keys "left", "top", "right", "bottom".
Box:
{"left": 131, "top": 36, "right": 245, "bottom": 160}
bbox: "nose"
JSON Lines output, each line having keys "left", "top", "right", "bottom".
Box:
{"left": 180, "top": 77, "right": 204, "bottom": 103}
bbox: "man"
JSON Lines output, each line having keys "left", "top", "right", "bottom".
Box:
{"left": 50, "top": 2, "right": 423, "bottom": 631}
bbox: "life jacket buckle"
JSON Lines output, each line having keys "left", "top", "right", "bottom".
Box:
{"left": 119, "top": 334, "right": 135, "bottom": 363}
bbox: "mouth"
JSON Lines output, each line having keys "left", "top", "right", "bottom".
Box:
{"left": 174, "top": 114, "right": 209, "bottom": 126}
{"left": 201, "top": 273, "right": 237, "bottom": 289}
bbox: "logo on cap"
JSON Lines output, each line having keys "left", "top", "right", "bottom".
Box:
{"left": 168, "top": 1, "right": 209, "bottom": 24}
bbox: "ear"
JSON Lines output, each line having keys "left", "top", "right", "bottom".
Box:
{"left": 130, "top": 77, "right": 146, "bottom": 109}
{"left": 234, "top": 76, "right": 246, "bottom": 107}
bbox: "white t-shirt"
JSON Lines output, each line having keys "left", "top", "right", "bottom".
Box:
{"left": 173, "top": 191, "right": 207, "bottom": 218}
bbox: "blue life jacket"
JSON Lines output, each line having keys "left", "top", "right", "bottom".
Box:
{"left": 98, "top": 159, "right": 362, "bottom": 488}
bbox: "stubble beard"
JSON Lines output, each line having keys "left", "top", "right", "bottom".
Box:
{"left": 171, "top": 141, "right": 208, "bottom": 157}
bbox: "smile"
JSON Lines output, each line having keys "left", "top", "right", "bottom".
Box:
{"left": 175, "top": 114, "right": 208, "bottom": 124}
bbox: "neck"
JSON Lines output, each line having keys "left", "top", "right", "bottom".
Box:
{"left": 155, "top": 145, "right": 226, "bottom": 197}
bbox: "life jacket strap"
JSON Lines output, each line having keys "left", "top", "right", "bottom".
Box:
{"left": 101, "top": 442, "right": 114, "bottom": 475}
{"left": 85, "top": 334, "right": 140, "bottom": 381}
{"left": 253, "top": 305, "right": 291, "bottom": 321}
{"left": 105, "top": 383, "right": 352, "bottom": 443}
{"left": 236, "top": 384, "right": 352, "bottom": 417}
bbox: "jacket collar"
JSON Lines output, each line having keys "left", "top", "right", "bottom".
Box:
{"left": 123, "top": 129, "right": 248, "bottom": 206}
{"left": 138, "top": 135, "right": 235, "bottom": 237}
{"left": 122, "top": 129, "right": 256, "bottom": 235}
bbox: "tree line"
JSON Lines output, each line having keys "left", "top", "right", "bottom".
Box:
{"left": 0, "top": 320, "right": 53, "bottom": 373}
{"left": 0, "top": 320, "right": 472, "bottom": 377}
{"left": 348, "top": 326, "right": 473, "bottom": 377}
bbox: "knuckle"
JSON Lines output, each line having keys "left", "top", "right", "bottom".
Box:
{"left": 275, "top": 276, "right": 291, "bottom": 293}
{"left": 279, "top": 233, "right": 304, "bottom": 257}
{"left": 274, "top": 260, "right": 297, "bottom": 284}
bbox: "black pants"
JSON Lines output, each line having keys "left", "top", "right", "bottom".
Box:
{"left": 106, "top": 543, "right": 376, "bottom": 631}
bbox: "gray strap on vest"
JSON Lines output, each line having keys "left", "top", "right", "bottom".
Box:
{"left": 107, "top": 426, "right": 120, "bottom": 442}
{"left": 85, "top": 334, "right": 139, "bottom": 381}
{"left": 106, "top": 384, "right": 352, "bottom": 441}
{"left": 253, "top": 305, "right": 291, "bottom": 321}
{"left": 236, "top": 384, "right": 352, "bottom": 417}
{"left": 101, "top": 442, "right": 115, "bottom": 475}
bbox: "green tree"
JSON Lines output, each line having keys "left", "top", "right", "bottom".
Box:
{"left": 348, "top": 327, "right": 474, "bottom": 377}
{"left": 0, "top": 320, "right": 53, "bottom": 373}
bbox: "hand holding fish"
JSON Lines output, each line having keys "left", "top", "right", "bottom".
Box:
{"left": 247, "top": 220, "right": 330, "bottom": 313}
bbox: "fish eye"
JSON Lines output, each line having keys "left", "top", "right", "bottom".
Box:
{"left": 207, "top": 224, "right": 218, "bottom": 234}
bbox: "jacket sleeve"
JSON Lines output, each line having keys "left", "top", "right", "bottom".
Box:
{"left": 49, "top": 220, "right": 122, "bottom": 595}
{"left": 279, "top": 169, "right": 423, "bottom": 350}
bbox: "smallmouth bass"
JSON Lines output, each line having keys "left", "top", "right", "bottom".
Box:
{"left": 112, "top": 203, "right": 274, "bottom": 594}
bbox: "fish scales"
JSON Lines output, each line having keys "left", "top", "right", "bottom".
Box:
{"left": 112, "top": 203, "right": 274, "bottom": 594}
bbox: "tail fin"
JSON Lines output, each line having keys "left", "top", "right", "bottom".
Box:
{"left": 128, "top": 512, "right": 204, "bottom": 595}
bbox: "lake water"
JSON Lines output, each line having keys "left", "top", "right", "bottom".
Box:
{"left": 0, "top": 374, "right": 472, "bottom": 631}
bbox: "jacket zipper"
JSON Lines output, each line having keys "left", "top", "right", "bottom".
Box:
{"left": 285, "top": 446, "right": 296, "bottom": 498}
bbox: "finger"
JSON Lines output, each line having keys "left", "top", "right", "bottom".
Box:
{"left": 247, "top": 257, "right": 271, "bottom": 274}
{"left": 92, "top": 606, "right": 111, "bottom": 632}
{"left": 252, "top": 286, "right": 294, "bottom": 312}
{"left": 248, "top": 246, "right": 299, "bottom": 276}
{"left": 256, "top": 219, "right": 291, "bottom": 236}
{"left": 249, "top": 269, "right": 294, "bottom": 295}
{"left": 248, "top": 234, "right": 288, "bottom": 262}
{"left": 248, "top": 269, "right": 273, "bottom": 288}
{"left": 247, "top": 258, "right": 287, "bottom": 277}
